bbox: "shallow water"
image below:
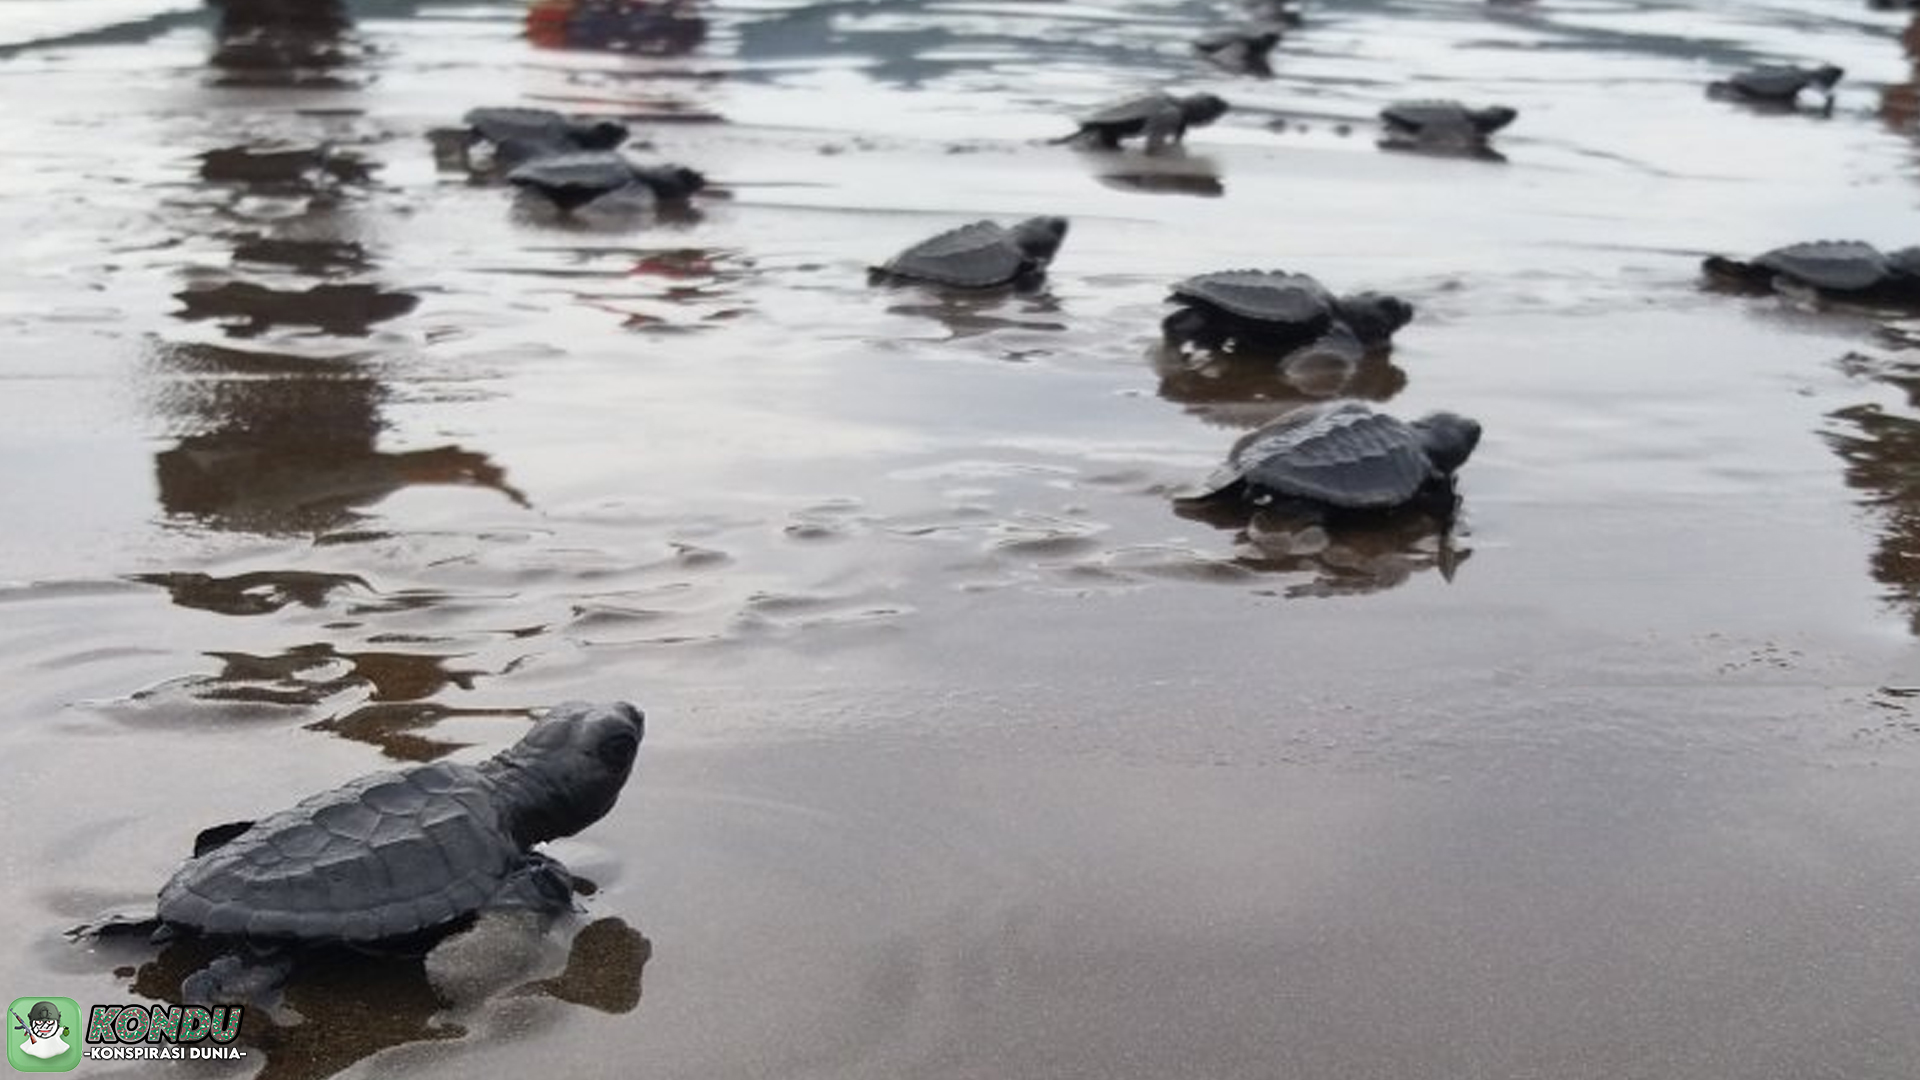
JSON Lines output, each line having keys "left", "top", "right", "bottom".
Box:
{"left": 8, "top": 0, "right": 1920, "bottom": 1076}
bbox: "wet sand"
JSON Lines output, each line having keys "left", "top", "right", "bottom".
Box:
{"left": 8, "top": 0, "right": 1920, "bottom": 1076}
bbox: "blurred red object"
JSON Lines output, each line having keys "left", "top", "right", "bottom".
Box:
{"left": 525, "top": 0, "right": 708, "bottom": 55}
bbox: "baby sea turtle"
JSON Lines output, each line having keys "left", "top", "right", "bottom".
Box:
{"left": 1185, "top": 400, "right": 1482, "bottom": 517}
{"left": 1703, "top": 240, "right": 1920, "bottom": 303}
{"left": 464, "top": 106, "right": 630, "bottom": 167}
{"left": 77, "top": 701, "right": 644, "bottom": 982}
{"left": 506, "top": 152, "right": 707, "bottom": 212}
{"left": 1194, "top": 28, "right": 1280, "bottom": 77}
{"left": 1163, "top": 269, "right": 1415, "bottom": 357}
{"left": 871, "top": 216, "right": 1069, "bottom": 289}
{"left": 1056, "top": 91, "right": 1230, "bottom": 151}
{"left": 1707, "top": 64, "right": 1843, "bottom": 110}
{"left": 1379, "top": 100, "right": 1517, "bottom": 156}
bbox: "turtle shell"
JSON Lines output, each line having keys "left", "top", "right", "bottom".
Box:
{"left": 157, "top": 762, "right": 520, "bottom": 943}
{"left": 507, "top": 152, "right": 640, "bottom": 210}
{"left": 880, "top": 221, "right": 1032, "bottom": 287}
{"left": 1380, "top": 100, "right": 1471, "bottom": 133}
{"left": 1201, "top": 401, "right": 1437, "bottom": 509}
{"left": 1727, "top": 66, "right": 1829, "bottom": 100}
{"left": 1170, "top": 269, "right": 1338, "bottom": 331}
{"left": 1755, "top": 240, "right": 1891, "bottom": 292}
{"left": 464, "top": 107, "right": 626, "bottom": 151}
{"left": 1380, "top": 100, "right": 1514, "bottom": 136}
{"left": 1078, "top": 92, "right": 1174, "bottom": 129}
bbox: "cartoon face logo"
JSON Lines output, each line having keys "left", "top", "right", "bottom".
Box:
{"left": 26, "top": 1004, "right": 58, "bottom": 1044}
{"left": 7, "top": 997, "right": 78, "bottom": 1071}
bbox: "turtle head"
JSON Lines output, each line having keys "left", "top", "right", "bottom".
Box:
{"left": 644, "top": 164, "right": 708, "bottom": 199}
{"left": 488, "top": 701, "right": 645, "bottom": 846}
{"left": 1178, "top": 93, "right": 1231, "bottom": 126}
{"left": 578, "top": 119, "right": 631, "bottom": 150}
{"left": 1411, "top": 412, "right": 1481, "bottom": 476}
{"left": 1334, "top": 292, "right": 1415, "bottom": 345}
{"left": 1470, "top": 105, "right": 1519, "bottom": 134}
{"left": 1011, "top": 216, "right": 1070, "bottom": 265}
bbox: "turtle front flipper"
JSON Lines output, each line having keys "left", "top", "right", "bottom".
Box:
{"left": 194, "top": 820, "right": 257, "bottom": 857}
{"left": 491, "top": 851, "right": 578, "bottom": 913}
{"left": 1143, "top": 107, "right": 1185, "bottom": 152}
{"left": 1701, "top": 255, "right": 1775, "bottom": 292}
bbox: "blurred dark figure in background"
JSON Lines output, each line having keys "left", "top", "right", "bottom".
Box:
{"left": 208, "top": 0, "right": 355, "bottom": 86}
{"left": 526, "top": 0, "right": 708, "bottom": 56}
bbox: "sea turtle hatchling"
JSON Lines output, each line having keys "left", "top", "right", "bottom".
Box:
{"left": 1163, "top": 269, "right": 1415, "bottom": 358}
{"left": 1184, "top": 400, "right": 1482, "bottom": 518}
{"left": 1378, "top": 100, "right": 1517, "bottom": 155}
{"left": 1707, "top": 64, "right": 1844, "bottom": 110}
{"left": 73, "top": 701, "right": 645, "bottom": 996}
{"left": 1056, "top": 91, "right": 1230, "bottom": 151}
{"left": 506, "top": 152, "right": 707, "bottom": 212}
{"left": 462, "top": 106, "right": 630, "bottom": 168}
{"left": 871, "top": 216, "right": 1069, "bottom": 289}
{"left": 1703, "top": 240, "right": 1920, "bottom": 304}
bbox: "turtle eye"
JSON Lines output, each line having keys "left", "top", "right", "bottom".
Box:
{"left": 597, "top": 731, "right": 639, "bottom": 768}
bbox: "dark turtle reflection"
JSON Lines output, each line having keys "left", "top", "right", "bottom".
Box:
{"left": 172, "top": 283, "right": 418, "bottom": 337}
{"left": 231, "top": 237, "right": 373, "bottom": 276}
{"left": 1176, "top": 499, "right": 1470, "bottom": 598}
{"left": 147, "top": 342, "right": 527, "bottom": 534}
{"left": 881, "top": 290, "right": 1068, "bottom": 341}
{"left": 208, "top": 0, "right": 359, "bottom": 89}
{"left": 1825, "top": 397, "right": 1920, "bottom": 634}
{"left": 1150, "top": 340, "right": 1407, "bottom": 429}
{"left": 1092, "top": 151, "right": 1225, "bottom": 197}
{"left": 199, "top": 145, "right": 371, "bottom": 192}
{"left": 98, "top": 915, "right": 649, "bottom": 1080}
{"left": 127, "top": 570, "right": 372, "bottom": 616}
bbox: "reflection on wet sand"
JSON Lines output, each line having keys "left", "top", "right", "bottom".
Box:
{"left": 127, "top": 569, "right": 371, "bottom": 616}
{"left": 147, "top": 342, "right": 526, "bottom": 534}
{"left": 880, "top": 288, "right": 1069, "bottom": 341}
{"left": 1089, "top": 150, "right": 1225, "bottom": 198}
{"left": 209, "top": 0, "right": 357, "bottom": 89}
{"left": 200, "top": 144, "right": 371, "bottom": 191}
{"left": 172, "top": 282, "right": 418, "bottom": 336}
{"left": 1150, "top": 341, "right": 1407, "bottom": 429}
{"left": 103, "top": 916, "right": 648, "bottom": 1080}
{"left": 1175, "top": 497, "right": 1468, "bottom": 597}
{"left": 305, "top": 702, "right": 512, "bottom": 762}
{"left": 1826, "top": 397, "right": 1920, "bottom": 633}
{"left": 231, "top": 236, "right": 373, "bottom": 276}
{"left": 1878, "top": 14, "right": 1920, "bottom": 132}
{"left": 527, "top": 0, "right": 709, "bottom": 57}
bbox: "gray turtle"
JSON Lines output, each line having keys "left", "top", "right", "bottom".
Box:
{"left": 78, "top": 702, "right": 643, "bottom": 967}
{"left": 1056, "top": 91, "right": 1230, "bottom": 151}
{"left": 1186, "top": 400, "right": 1482, "bottom": 517}
{"left": 871, "top": 216, "right": 1069, "bottom": 289}
{"left": 506, "top": 152, "right": 707, "bottom": 212}
{"left": 1194, "top": 28, "right": 1280, "bottom": 77}
{"left": 1379, "top": 100, "right": 1517, "bottom": 156}
{"left": 1703, "top": 240, "right": 1920, "bottom": 303}
{"left": 1707, "top": 64, "right": 1843, "bottom": 110}
{"left": 1163, "top": 270, "right": 1415, "bottom": 357}
{"left": 463, "top": 106, "right": 629, "bottom": 167}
